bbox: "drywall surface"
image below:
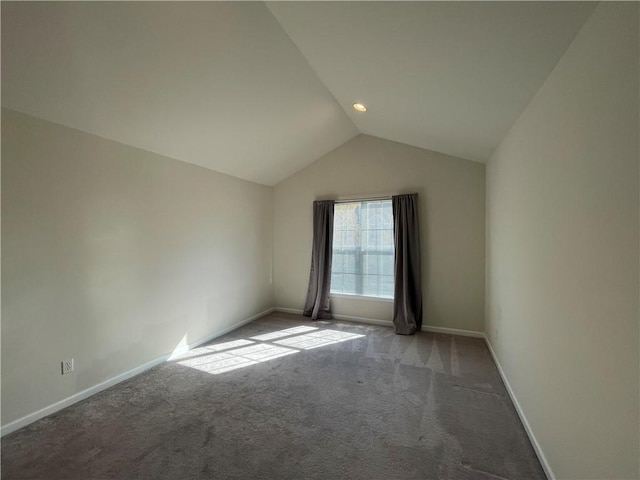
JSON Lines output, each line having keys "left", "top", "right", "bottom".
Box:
{"left": 2, "top": 2, "right": 357, "bottom": 186}
{"left": 273, "top": 134, "right": 485, "bottom": 332}
{"left": 1, "top": 109, "right": 273, "bottom": 426}
{"left": 485, "top": 3, "right": 639, "bottom": 478}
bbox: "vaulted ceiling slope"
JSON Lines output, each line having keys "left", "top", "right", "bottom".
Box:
{"left": 2, "top": 2, "right": 596, "bottom": 185}
{"left": 267, "top": 1, "right": 596, "bottom": 163}
{"left": 1, "top": 2, "right": 357, "bottom": 186}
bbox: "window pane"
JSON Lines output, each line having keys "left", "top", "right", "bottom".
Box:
{"left": 342, "top": 251, "right": 356, "bottom": 274}
{"left": 343, "top": 273, "right": 357, "bottom": 294}
{"left": 362, "top": 274, "right": 379, "bottom": 297}
{"left": 331, "top": 199, "right": 394, "bottom": 299}
{"left": 331, "top": 273, "right": 344, "bottom": 293}
{"left": 381, "top": 253, "right": 394, "bottom": 276}
{"left": 381, "top": 275, "right": 394, "bottom": 298}
{"left": 363, "top": 253, "right": 379, "bottom": 275}
{"left": 365, "top": 230, "right": 376, "bottom": 249}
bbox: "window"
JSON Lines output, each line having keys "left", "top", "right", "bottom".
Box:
{"left": 331, "top": 200, "right": 394, "bottom": 299}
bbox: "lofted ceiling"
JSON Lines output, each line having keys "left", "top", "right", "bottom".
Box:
{"left": 2, "top": 2, "right": 596, "bottom": 185}
{"left": 1, "top": 2, "right": 357, "bottom": 186}
{"left": 267, "top": 1, "right": 596, "bottom": 162}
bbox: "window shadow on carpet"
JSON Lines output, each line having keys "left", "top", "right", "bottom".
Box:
{"left": 169, "top": 325, "right": 365, "bottom": 375}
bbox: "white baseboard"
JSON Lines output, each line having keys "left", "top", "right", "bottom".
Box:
{"left": 273, "top": 307, "right": 303, "bottom": 315}
{"left": 333, "top": 313, "right": 394, "bottom": 327}
{"left": 1, "top": 353, "right": 170, "bottom": 438}
{"left": 0, "top": 307, "right": 274, "bottom": 437}
{"left": 483, "top": 335, "right": 554, "bottom": 480}
{"left": 274, "top": 307, "right": 391, "bottom": 327}
{"left": 273, "top": 307, "right": 484, "bottom": 338}
{"left": 422, "top": 325, "right": 484, "bottom": 338}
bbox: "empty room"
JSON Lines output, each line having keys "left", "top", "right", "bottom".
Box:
{"left": 1, "top": 2, "right": 638, "bottom": 479}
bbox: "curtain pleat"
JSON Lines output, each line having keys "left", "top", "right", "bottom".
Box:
{"left": 392, "top": 194, "right": 422, "bottom": 334}
{"left": 303, "top": 200, "right": 335, "bottom": 320}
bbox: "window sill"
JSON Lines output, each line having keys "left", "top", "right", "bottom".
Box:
{"left": 330, "top": 293, "right": 394, "bottom": 303}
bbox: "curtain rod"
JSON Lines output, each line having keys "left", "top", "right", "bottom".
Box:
{"left": 334, "top": 196, "right": 392, "bottom": 204}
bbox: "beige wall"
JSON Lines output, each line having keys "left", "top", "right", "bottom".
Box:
{"left": 273, "top": 134, "right": 486, "bottom": 332}
{"left": 1, "top": 109, "right": 274, "bottom": 426}
{"left": 485, "top": 3, "right": 639, "bottom": 479}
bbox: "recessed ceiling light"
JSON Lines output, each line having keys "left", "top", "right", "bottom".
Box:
{"left": 352, "top": 103, "right": 367, "bottom": 112}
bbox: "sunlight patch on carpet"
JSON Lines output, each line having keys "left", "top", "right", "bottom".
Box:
{"left": 173, "top": 327, "right": 365, "bottom": 374}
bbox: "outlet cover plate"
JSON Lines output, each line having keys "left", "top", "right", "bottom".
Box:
{"left": 61, "top": 359, "right": 74, "bottom": 375}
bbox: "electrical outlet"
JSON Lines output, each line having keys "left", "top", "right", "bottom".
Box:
{"left": 61, "top": 359, "right": 74, "bottom": 375}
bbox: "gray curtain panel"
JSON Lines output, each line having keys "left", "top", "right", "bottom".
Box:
{"left": 303, "top": 200, "right": 335, "bottom": 320}
{"left": 392, "top": 194, "right": 423, "bottom": 335}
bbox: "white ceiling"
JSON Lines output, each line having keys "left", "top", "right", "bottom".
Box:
{"left": 267, "top": 1, "right": 596, "bottom": 163}
{"left": 2, "top": 2, "right": 596, "bottom": 184}
{"left": 1, "top": 2, "right": 357, "bottom": 186}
